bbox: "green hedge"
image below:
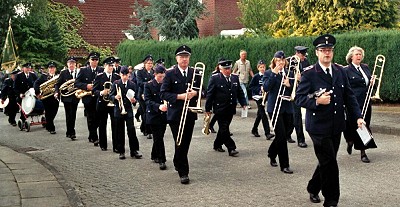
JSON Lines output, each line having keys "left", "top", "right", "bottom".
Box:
{"left": 117, "top": 30, "right": 400, "bottom": 102}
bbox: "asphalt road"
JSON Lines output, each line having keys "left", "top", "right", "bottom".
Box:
{"left": 0, "top": 105, "right": 399, "bottom": 207}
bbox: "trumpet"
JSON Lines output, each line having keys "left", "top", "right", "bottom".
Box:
{"left": 116, "top": 86, "right": 127, "bottom": 115}
{"left": 361, "top": 54, "right": 385, "bottom": 119}
{"left": 75, "top": 89, "right": 92, "bottom": 98}
{"left": 261, "top": 91, "right": 268, "bottom": 106}
{"left": 39, "top": 74, "right": 59, "bottom": 100}
{"left": 269, "top": 56, "right": 299, "bottom": 131}
{"left": 59, "top": 79, "right": 78, "bottom": 97}
{"left": 176, "top": 62, "right": 205, "bottom": 146}
{"left": 202, "top": 113, "right": 211, "bottom": 135}
{"left": 103, "top": 81, "right": 114, "bottom": 107}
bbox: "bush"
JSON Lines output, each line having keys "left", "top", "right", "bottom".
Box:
{"left": 117, "top": 30, "right": 400, "bottom": 102}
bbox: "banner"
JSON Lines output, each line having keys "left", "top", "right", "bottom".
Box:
{"left": 1, "top": 19, "right": 18, "bottom": 73}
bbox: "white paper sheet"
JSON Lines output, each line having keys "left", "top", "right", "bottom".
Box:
{"left": 356, "top": 123, "right": 373, "bottom": 146}
{"left": 241, "top": 107, "right": 248, "bottom": 118}
{"left": 126, "top": 89, "right": 135, "bottom": 100}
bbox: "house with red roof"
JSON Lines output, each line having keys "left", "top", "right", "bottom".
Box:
{"left": 54, "top": 0, "right": 243, "bottom": 57}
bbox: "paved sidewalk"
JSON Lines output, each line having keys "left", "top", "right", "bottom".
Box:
{"left": 0, "top": 145, "right": 71, "bottom": 207}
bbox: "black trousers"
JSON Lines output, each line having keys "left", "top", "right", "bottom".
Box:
{"left": 213, "top": 114, "right": 236, "bottom": 151}
{"left": 307, "top": 133, "right": 341, "bottom": 207}
{"left": 138, "top": 99, "right": 151, "bottom": 135}
{"left": 43, "top": 98, "right": 59, "bottom": 131}
{"left": 292, "top": 102, "right": 305, "bottom": 143}
{"left": 5, "top": 99, "right": 18, "bottom": 124}
{"left": 252, "top": 99, "right": 271, "bottom": 135}
{"left": 98, "top": 106, "right": 117, "bottom": 150}
{"left": 169, "top": 119, "right": 195, "bottom": 177}
{"left": 84, "top": 99, "right": 99, "bottom": 141}
{"left": 63, "top": 101, "right": 78, "bottom": 136}
{"left": 150, "top": 124, "right": 167, "bottom": 162}
{"left": 209, "top": 114, "right": 217, "bottom": 129}
{"left": 116, "top": 115, "right": 139, "bottom": 154}
{"left": 268, "top": 112, "right": 291, "bottom": 169}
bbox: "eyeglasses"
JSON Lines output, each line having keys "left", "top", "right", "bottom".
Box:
{"left": 91, "top": 59, "right": 99, "bottom": 61}
{"left": 317, "top": 49, "right": 334, "bottom": 53}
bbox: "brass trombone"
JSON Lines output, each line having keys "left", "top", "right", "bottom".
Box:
{"left": 361, "top": 54, "right": 385, "bottom": 119}
{"left": 116, "top": 86, "right": 127, "bottom": 115}
{"left": 176, "top": 62, "right": 206, "bottom": 146}
{"left": 290, "top": 56, "right": 301, "bottom": 101}
{"left": 269, "top": 56, "right": 299, "bottom": 131}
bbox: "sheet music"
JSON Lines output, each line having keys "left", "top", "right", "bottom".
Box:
{"left": 241, "top": 107, "right": 248, "bottom": 118}
{"left": 252, "top": 95, "right": 262, "bottom": 101}
{"left": 356, "top": 123, "right": 373, "bottom": 146}
{"left": 126, "top": 89, "right": 135, "bottom": 100}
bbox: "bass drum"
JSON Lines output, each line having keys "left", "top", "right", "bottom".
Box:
{"left": 22, "top": 88, "right": 44, "bottom": 115}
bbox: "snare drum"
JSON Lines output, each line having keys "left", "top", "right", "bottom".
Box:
{"left": 22, "top": 88, "right": 44, "bottom": 115}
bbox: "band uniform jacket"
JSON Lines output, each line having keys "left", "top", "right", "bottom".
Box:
{"left": 13, "top": 71, "right": 37, "bottom": 97}
{"left": 205, "top": 73, "right": 246, "bottom": 115}
{"left": 160, "top": 66, "right": 201, "bottom": 122}
{"left": 344, "top": 63, "right": 372, "bottom": 109}
{"left": 295, "top": 63, "right": 362, "bottom": 136}
{"left": 55, "top": 69, "right": 80, "bottom": 104}
{"left": 1, "top": 78, "right": 18, "bottom": 113}
{"left": 109, "top": 79, "right": 137, "bottom": 118}
{"left": 75, "top": 66, "right": 104, "bottom": 104}
{"left": 136, "top": 68, "right": 154, "bottom": 100}
{"left": 263, "top": 69, "right": 294, "bottom": 114}
{"left": 249, "top": 73, "right": 263, "bottom": 97}
{"left": 93, "top": 72, "right": 121, "bottom": 111}
{"left": 144, "top": 79, "right": 167, "bottom": 125}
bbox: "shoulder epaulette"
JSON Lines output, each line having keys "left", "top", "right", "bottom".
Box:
{"left": 303, "top": 65, "right": 314, "bottom": 72}
{"left": 61, "top": 68, "right": 67, "bottom": 72}
{"left": 334, "top": 63, "right": 344, "bottom": 68}
{"left": 96, "top": 72, "right": 104, "bottom": 76}
{"left": 211, "top": 73, "right": 219, "bottom": 76}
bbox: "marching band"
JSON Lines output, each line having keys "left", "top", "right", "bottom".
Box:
{"left": 0, "top": 36, "right": 383, "bottom": 205}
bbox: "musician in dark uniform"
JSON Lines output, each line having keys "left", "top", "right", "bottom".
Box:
{"left": 75, "top": 52, "right": 104, "bottom": 146}
{"left": 292, "top": 46, "right": 310, "bottom": 148}
{"left": 343, "top": 46, "right": 377, "bottom": 163}
{"left": 295, "top": 34, "right": 364, "bottom": 207}
{"left": 144, "top": 65, "right": 168, "bottom": 170}
{"left": 160, "top": 45, "right": 201, "bottom": 184}
{"left": 114, "top": 57, "right": 121, "bottom": 74}
{"left": 33, "top": 61, "right": 59, "bottom": 134}
{"left": 263, "top": 51, "right": 294, "bottom": 174}
{"left": 93, "top": 57, "right": 121, "bottom": 152}
{"left": 55, "top": 57, "right": 80, "bottom": 140}
{"left": 249, "top": 59, "right": 274, "bottom": 140}
{"left": 109, "top": 66, "right": 142, "bottom": 160}
{"left": 13, "top": 62, "right": 38, "bottom": 122}
{"left": 206, "top": 59, "right": 247, "bottom": 156}
{"left": 136, "top": 54, "right": 154, "bottom": 138}
{"left": 1, "top": 69, "right": 19, "bottom": 126}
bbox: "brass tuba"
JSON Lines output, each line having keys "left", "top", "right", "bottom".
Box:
{"left": 59, "top": 79, "right": 78, "bottom": 97}
{"left": 202, "top": 113, "right": 211, "bottom": 135}
{"left": 39, "top": 74, "right": 60, "bottom": 100}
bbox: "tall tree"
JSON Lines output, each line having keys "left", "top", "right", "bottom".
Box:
{"left": 129, "top": 0, "right": 206, "bottom": 40}
{"left": 129, "top": 0, "right": 153, "bottom": 40}
{"left": 271, "top": 0, "right": 399, "bottom": 37}
{"left": 237, "top": 0, "right": 281, "bottom": 35}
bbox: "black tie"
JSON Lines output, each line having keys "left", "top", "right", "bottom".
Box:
{"left": 357, "top": 67, "right": 361, "bottom": 74}
{"left": 183, "top": 71, "right": 187, "bottom": 78}
{"left": 226, "top": 76, "right": 230, "bottom": 83}
{"left": 325, "top": 68, "right": 331, "bottom": 77}
{"left": 279, "top": 71, "right": 283, "bottom": 76}
{"left": 70, "top": 71, "right": 73, "bottom": 78}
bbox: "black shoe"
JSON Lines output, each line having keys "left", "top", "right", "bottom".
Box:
{"left": 119, "top": 153, "right": 126, "bottom": 160}
{"left": 298, "top": 142, "right": 308, "bottom": 148}
{"left": 214, "top": 147, "right": 225, "bottom": 152}
{"left": 93, "top": 140, "right": 99, "bottom": 146}
{"left": 229, "top": 150, "right": 239, "bottom": 157}
{"left": 152, "top": 158, "right": 160, "bottom": 163}
{"left": 281, "top": 167, "right": 293, "bottom": 174}
{"left": 229, "top": 132, "right": 233, "bottom": 136}
{"left": 11, "top": 123, "right": 17, "bottom": 127}
{"left": 66, "top": 134, "right": 70, "bottom": 138}
{"left": 309, "top": 193, "right": 321, "bottom": 203}
{"left": 101, "top": 147, "right": 107, "bottom": 151}
{"left": 136, "top": 117, "right": 141, "bottom": 122}
{"left": 180, "top": 175, "right": 190, "bottom": 184}
{"left": 131, "top": 150, "right": 143, "bottom": 159}
{"left": 347, "top": 142, "right": 353, "bottom": 155}
{"left": 159, "top": 162, "right": 167, "bottom": 170}
{"left": 210, "top": 127, "right": 216, "bottom": 133}
{"left": 143, "top": 132, "right": 148, "bottom": 136}
{"left": 50, "top": 131, "right": 56, "bottom": 134}
{"left": 287, "top": 138, "right": 296, "bottom": 143}
{"left": 88, "top": 139, "right": 94, "bottom": 143}
{"left": 113, "top": 149, "right": 119, "bottom": 153}
{"left": 147, "top": 134, "right": 152, "bottom": 139}
{"left": 361, "top": 154, "right": 370, "bottom": 163}
{"left": 70, "top": 135, "right": 76, "bottom": 140}
{"left": 266, "top": 134, "right": 275, "bottom": 140}
{"left": 251, "top": 131, "right": 260, "bottom": 137}
{"left": 270, "top": 158, "right": 278, "bottom": 167}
